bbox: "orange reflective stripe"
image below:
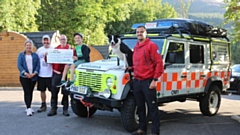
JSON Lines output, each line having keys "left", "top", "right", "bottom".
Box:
{"left": 186, "top": 80, "right": 191, "bottom": 88}
{"left": 221, "top": 71, "right": 224, "bottom": 78}
{"left": 214, "top": 71, "right": 219, "bottom": 76}
{"left": 163, "top": 73, "right": 168, "bottom": 82}
{"left": 166, "top": 82, "right": 172, "bottom": 90}
{"left": 195, "top": 80, "right": 200, "bottom": 88}
{"left": 157, "top": 82, "right": 161, "bottom": 92}
{"left": 191, "top": 72, "right": 196, "bottom": 80}
{"left": 177, "top": 81, "right": 182, "bottom": 89}
{"left": 172, "top": 72, "right": 178, "bottom": 81}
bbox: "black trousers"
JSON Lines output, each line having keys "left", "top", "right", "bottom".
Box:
{"left": 50, "top": 73, "right": 69, "bottom": 110}
{"left": 133, "top": 79, "right": 160, "bottom": 134}
{"left": 20, "top": 77, "right": 36, "bottom": 108}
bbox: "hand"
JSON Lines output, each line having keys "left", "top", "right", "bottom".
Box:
{"left": 44, "top": 52, "right": 48, "bottom": 56}
{"left": 25, "top": 73, "right": 32, "bottom": 79}
{"left": 149, "top": 80, "right": 157, "bottom": 89}
{"left": 126, "top": 67, "right": 133, "bottom": 71}
{"left": 30, "top": 73, "right": 36, "bottom": 78}
{"left": 73, "top": 56, "right": 78, "bottom": 61}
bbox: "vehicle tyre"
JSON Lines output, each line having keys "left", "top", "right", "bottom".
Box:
{"left": 120, "top": 95, "right": 148, "bottom": 132}
{"left": 237, "top": 87, "right": 240, "bottom": 95}
{"left": 71, "top": 98, "right": 97, "bottom": 117}
{"left": 120, "top": 95, "right": 138, "bottom": 132}
{"left": 199, "top": 85, "right": 221, "bottom": 116}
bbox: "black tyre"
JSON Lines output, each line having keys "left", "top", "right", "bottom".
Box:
{"left": 237, "top": 86, "right": 240, "bottom": 95}
{"left": 120, "top": 95, "right": 148, "bottom": 132}
{"left": 120, "top": 95, "right": 138, "bottom": 132}
{"left": 71, "top": 98, "right": 97, "bottom": 117}
{"left": 199, "top": 85, "right": 221, "bottom": 116}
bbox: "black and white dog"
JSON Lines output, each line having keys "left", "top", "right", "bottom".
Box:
{"left": 108, "top": 35, "right": 133, "bottom": 68}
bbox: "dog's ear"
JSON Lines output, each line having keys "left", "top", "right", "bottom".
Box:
{"left": 107, "top": 35, "right": 112, "bottom": 39}
{"left": 114, "top": 35, "right": 121, "bottom": 39}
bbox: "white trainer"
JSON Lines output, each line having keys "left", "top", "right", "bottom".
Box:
{"left": 26, "top": 108, "right": 33, "bottom": 116}
{"left": 25, "top": 108, "right": 34, "bottom": 114}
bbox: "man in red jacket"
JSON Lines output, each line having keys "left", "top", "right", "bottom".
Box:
{"left": 131, "top": 26, "right": 164, "bottom": 135}
{"left": 47, "top": 35, "right": 76, "bottom": 116}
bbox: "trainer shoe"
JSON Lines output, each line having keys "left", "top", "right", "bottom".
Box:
{"left": 26, "top": 108, "right": 33, "bottom": 116}
{"left": 25, "top": 108, "right": 34, "bottom": 114}
{"left": 47, "top": 108, "right": 57, "bottom": 116}
{"left": 66, "top": 81, "right": 74, "bottom": 87}
{"left": 57, "top": 80, "right": 67, "bottom": 87}
{"left": 37, "top": 103, "right": 47, "bottom": 113}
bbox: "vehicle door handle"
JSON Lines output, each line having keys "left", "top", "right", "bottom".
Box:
{"left": 201, "top": 75, "right": 206, "bottom": 77}
{"left": 181, "top": 75, "right": 187, "bottom": 78}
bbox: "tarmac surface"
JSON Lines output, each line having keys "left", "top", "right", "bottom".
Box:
{"left": 0, "top": 88, "right": 240, "bottom": 135}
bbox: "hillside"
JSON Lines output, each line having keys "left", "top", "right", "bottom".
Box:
{"left": 162, "top": 0, "right": 225, "bottom": 13}
{"left": 162, "top": 0, "right": 228, "bottom": 27}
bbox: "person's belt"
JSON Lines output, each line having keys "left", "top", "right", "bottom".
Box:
{"left": 53, "top": 70, "right": 61, "bottom": 74}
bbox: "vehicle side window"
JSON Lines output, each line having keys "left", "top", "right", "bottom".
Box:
{"left": 211, "top": 42, "right": 229, "bottom": 63}
{"left": 189, "top": 44, "right": 204, "bottom": 64}
{"left": 165, "top": 42, "right": 184, "bottom": 64}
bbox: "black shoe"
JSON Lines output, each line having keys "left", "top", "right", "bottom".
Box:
{"left": 131, "top": 129, "right": 146, "bottom": 135}
{"left": 63, "top": 110, "right": 70, "bottom": 116}
{"left": 37, "top": 103, "right": 47, "bottom": 113}
{"left": 47, "top": 108, "right": 57, "bottom": 116}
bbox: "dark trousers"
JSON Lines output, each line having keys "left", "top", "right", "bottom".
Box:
{"left": 20, "top": 77, "right": 36, "bottom": 108}
{"left": 133, "top": 79, "right": 160, "bottom": 134}
{"left": 50, "top": 73, "right": 69, "bottom": 110}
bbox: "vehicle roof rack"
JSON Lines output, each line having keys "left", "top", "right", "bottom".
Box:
{"left": 130, "top": 18, "right": 227, "bottom": 40}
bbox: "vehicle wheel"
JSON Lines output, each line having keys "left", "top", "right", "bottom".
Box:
{"left": 199, "top": 85, "right": 221, "bottom": 116}
{"left": 71, "top": 98, "right": 97, "bottom": 117}
{"left": 237, "top": 87, "right": 240, "bottom": 95}
{"left": 120, "top": 95, "right": 148, "bottom": 132}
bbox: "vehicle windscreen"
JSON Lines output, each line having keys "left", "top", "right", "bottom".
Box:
{"left": 122, "top": 38, "right": 164, "bottom": 54}
{"left": 232, "top": 65, "right": 240, "bottom": 72}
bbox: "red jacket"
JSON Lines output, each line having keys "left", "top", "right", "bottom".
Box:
{"left": 51, "top": 44, "right": 77, "bottom": 74}
{"left": 133, "top": 38, "right": 164, "bottom": 80}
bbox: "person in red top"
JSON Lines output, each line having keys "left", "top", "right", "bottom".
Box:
{"left": 47, "top": 34, "right": 76, "bottom": 117}
{"left": 131, "top": 26, "right": 164, "bottom": 135}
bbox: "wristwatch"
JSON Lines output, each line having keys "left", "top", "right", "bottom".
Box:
{"left": 153, "top": 78, "right": 158, "bottom": 81}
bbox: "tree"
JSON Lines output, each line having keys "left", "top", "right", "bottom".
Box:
{"left": 37, "top": 0, "right": 132, "bottom": 45}
{"left": 0, "top": 0, "right": 40, "bottom": 32}
{"left": 176, "top": 0, "right": 194, "bottom": 18}
{"left": 223, "top": 0, "right": 240, "bottom": 64}
{"left": 105, "top": 0, "right": 177, "bottom": 35}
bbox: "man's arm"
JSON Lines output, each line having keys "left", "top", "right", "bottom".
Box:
{"left": 150, "top": 43, "right": 164, "bottom": 79}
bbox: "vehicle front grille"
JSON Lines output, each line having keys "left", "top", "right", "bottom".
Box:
{"left": 78, "top": 72, "right": 102, "bottom": 91}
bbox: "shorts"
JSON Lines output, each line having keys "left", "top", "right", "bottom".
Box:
{"left": 37, "top": 77, "right": 52, "bottom": 91}
{"left": 74, "top": 60, "right": 85, "bottom": 67}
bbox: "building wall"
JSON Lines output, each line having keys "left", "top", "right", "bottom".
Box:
{"left": 0, "top": 30, "right": 36, "bottom": 86}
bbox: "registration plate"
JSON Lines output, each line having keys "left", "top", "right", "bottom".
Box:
{"left": 70, "top": 86, "right": 87, "bottom": 94}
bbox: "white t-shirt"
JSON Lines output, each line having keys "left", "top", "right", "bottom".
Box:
{"left": 25, "top": 55, "right": 33, "bottom": 74}
{"left": 36, "top": 46, "right": 54, "bottom": 77}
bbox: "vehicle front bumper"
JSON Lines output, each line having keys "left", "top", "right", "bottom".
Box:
{"left": 70, "top": 91, "right": 123, "bottom": 108}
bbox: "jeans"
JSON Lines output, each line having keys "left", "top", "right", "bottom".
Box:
{"left": 50, "top": 73, "right": 69, "bottom": 110}
{"left": 133, "top": 78, "right": 160, "bottom": 134}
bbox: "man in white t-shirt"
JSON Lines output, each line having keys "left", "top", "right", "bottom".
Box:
{"left": 36, "top": 35, "right": 53, "bottom": 113}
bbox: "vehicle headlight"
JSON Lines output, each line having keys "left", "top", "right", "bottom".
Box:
{"left": 106, "top": 77, "right": 113, "bottom": 88}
